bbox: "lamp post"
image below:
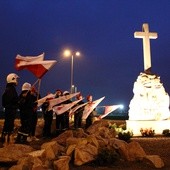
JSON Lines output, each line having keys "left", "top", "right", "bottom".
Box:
{"left": 64, "top": 49, "right": 80, "bottom": 93}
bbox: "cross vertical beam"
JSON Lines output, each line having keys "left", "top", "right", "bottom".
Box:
{"left": 134, "top": 23, "right": 158, "bottom": 72}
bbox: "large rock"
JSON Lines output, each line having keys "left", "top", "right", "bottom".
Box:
{"left": 86, "top": 121, "right": 117, "bottom": 149}
{"left": 9, "top": 155, "right": 48, "bottom": 170}
{"left": 52, "top": 130, "right": 73, "bottom": 146}
{"left": 74, "top": 136, "right": 99, "bottom": 166}
{"left": 41, "top": 141, "right": 65, "bottom": 159}
{"left": 0, "top": 144, "right": 34, "bottom": 163}
{"left": 95, "top": 135, "right": 109, "bottom": 148}
{"left": 127, "top": 141, "right": 146, "bottom": 161}
{"left": 109, "top": 138, "right": 146, "bottom": 161}
{"left": 66, "top": 137, "right": 83, "bottom": 146}
{"left": 143, "top": 155, "right": 164, "bottom": 168}
{"left": 53, "top": 156, "right": 71, "bottom": 170}
{"left": 86, "top": 119, "right": 112, "bottom": 134}
{"left": 72, "top": 128, "right": 88, "bottom": 138}
{"left": 66, "top": 144, "right": 76, "bottom": 156}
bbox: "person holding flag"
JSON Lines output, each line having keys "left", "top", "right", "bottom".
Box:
{"left": 85, "top": 95, "right": 95, "bottom": 129}
{"left": 15, "top": 82, "right": 36, "bottom": 144}
{"left": 54, "top": 89, "right": 64, "bottom": 136}
{"left": 29, "top": 86, "right": 40, "bottom": 141}
{"left": 41, "top": 97, "right": 53, "bottom": 139}
{"left": 55, "top": 89, "right": 62, "bottom": 98}
{"left": 73, "top": 93, "right": 85, "bottom": 129}
{"left": 62, "top": 91, "right": 72, "bottom": 130}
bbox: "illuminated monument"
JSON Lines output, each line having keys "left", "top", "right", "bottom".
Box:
{"left": 126, "top": 23, "right": 170, "bottom": 136}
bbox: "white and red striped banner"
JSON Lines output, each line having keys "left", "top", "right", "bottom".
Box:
{"left": 69, "top": 101, "right": 87, "bottom": 116}
{"left": 16, "top": 60, "right": 57, "bottom": 78}
{"left": 15, "top": 53, "right": 44, "bottom": 71}
{"left": 100, "top": 105, "right": 120, "bottom": 119}
{"left": 37, "top": 93, "right": 56, "bottom": 107}
{"left": 82, "top": 96, "right": 105, "bottom": 120}
{"left": 15, "top": 53, "right": 57, "bottom": 78}
{"left": 53, "top": 98, "right": 83, "bottom": 115}
{"left": 48, "top": 92, "right": 80, "bottom": 111}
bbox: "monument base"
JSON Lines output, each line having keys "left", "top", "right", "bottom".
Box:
{"left": 126, "top": 120, "right": 170, "bottom": 136}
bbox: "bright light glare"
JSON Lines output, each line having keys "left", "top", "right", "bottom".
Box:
{"left": 75, "top": 51, "right": 80, "bottom": 56}
{"left": 119, "top": 104, "right": 124, "bottom": 109}
{"left": 64, "top": 50, "right": 71, "bottom": 57}
{"left": 64, "top": 50, "right": 80, "bottom": 57}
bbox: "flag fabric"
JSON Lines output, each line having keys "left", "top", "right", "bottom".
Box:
{"left": 48, "top": 92, "right": 80, "bottom": 111}
{"left": 16, "top": 59, "right": 57, "bottom": 78}
{"left": 37, "top": 93, "right": 55, "bottom": 107}
{"left": 15, "top": 53, "right": 44, "bottom": 70}
{"left": 53, "top": 98, "right": 82, "bottom": 115}
{"left": 100, "top": 105, "right": 120, "bottom": 119}
{"left": 82, "top": 96, "right": 105, "bottom": 120}
{"left": 69, "top": 101, "right": 87, "bottom": 116}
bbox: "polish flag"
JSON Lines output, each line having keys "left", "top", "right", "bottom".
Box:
{"left": 82, "top": 96, "right": 105, "bottom": 120}
{"left": 99, "top": 105, "right": 120, "bottom": 119}
{"left": 48, "top": 92, "right": 80, "bottom": 111}
{"left": 69, "top": 101, "right": 87, "bottom": 116}
{"left": 53, "top": 98, "right": 83, "bottom": 115}
{"left": 15, "top": 53, "right": 44, "bottom": 70}
{"left": 37, "top": 93, "right": 56, "bottom": 107}
{"left": 16, "top": 60, "right": 57, "bottom": 78}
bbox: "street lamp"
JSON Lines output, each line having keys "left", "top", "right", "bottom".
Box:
{"left": 63, "top": 49, "right": 80, "bottom": 93}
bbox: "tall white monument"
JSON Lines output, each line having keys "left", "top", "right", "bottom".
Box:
{"left": 126, "top": 23, "right": 170, "bottom": 136}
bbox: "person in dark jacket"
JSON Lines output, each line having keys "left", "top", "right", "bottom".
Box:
{"left": 1, "top": 73, "right": 19, "bottom": 145}
{"left": 54, "top": 89, "right": 64, "bottom": 136}
{"left": 29, "top": 86, "right": 40, "bottom": 141}
{"left": 74, "top": 93, "right": 85, "bottom": 129}
{"left": 85, "top": 95, "right": 94, "bottom": 129}
{"left": 15, "top": 82, "right": 35, "bottom": 144}
{"left": 62, "top": 91, "right": 72, "bottom": 130}
{"left": 42, "top": 97, "right": 53, "bottom": 138}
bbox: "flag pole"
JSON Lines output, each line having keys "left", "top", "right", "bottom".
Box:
{"left": 37, "top": 79, "right": 41, "bottom": 100}
{"left": 32, "top": 79, "right": 39, "bottom": 87}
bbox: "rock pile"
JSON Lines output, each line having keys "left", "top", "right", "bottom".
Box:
{"left": 0, "top": 119, "right": 164, "bottom": 169}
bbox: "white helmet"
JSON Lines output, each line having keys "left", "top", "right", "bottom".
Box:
{"left": 6, "top": 73, "right": 19, "bottom": 84}
{"left": 22, "top": 82, "right": 31, "bottom": 91}
{"left": 63, "top": 91, "right": 69, "bottom": 95}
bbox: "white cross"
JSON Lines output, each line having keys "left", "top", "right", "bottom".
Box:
{"left": 134, "top": 23, "right": 158, "bottom": 72}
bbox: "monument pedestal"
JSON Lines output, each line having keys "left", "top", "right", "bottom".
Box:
{"left": 126, "top": 120, "right": 170, "bottom": 136}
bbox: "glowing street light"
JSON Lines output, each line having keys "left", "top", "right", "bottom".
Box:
{"left": 63, "top": 49, "right": 81, "bottom": 93}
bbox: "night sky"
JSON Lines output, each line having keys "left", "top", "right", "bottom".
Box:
{"left": 0, "top": 1, "right": 170, "bottom": 110}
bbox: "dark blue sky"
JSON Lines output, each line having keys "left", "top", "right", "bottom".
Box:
{"left": 0, "top": 1, "right": 170, "bottom": 109}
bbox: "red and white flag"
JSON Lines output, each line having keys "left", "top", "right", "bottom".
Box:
{"left": 48, "top": 92, "right": 80, "bottom": 111}
{"left": 82, "top": 96, "right": 105, "bottom": 120}
{"left": 69, "top": 101, "right": 87, "bottom": 116}
{"left": 53, "top": 98, "right": 82, "bottom": 115}
{"left": 15, "top": 53, "right": 44, "bottom": 70}
{"left": 16, "top": 59, "right": 57, "bottom": 78}
{"left": 37, "top": 93, "right": 56, "bottom": 107}
{"left": 100, "top": 105, "right": 120, "bottom": 119}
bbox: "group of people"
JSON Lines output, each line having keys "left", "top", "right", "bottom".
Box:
{"left": 1, "top": 73, "right": 40, "bottom": 145}
{"left": 42, "top": 89, "right": 95, "bottom": 138}
{"left": 1, "top": 72, "right": 95, "bottom": 145}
